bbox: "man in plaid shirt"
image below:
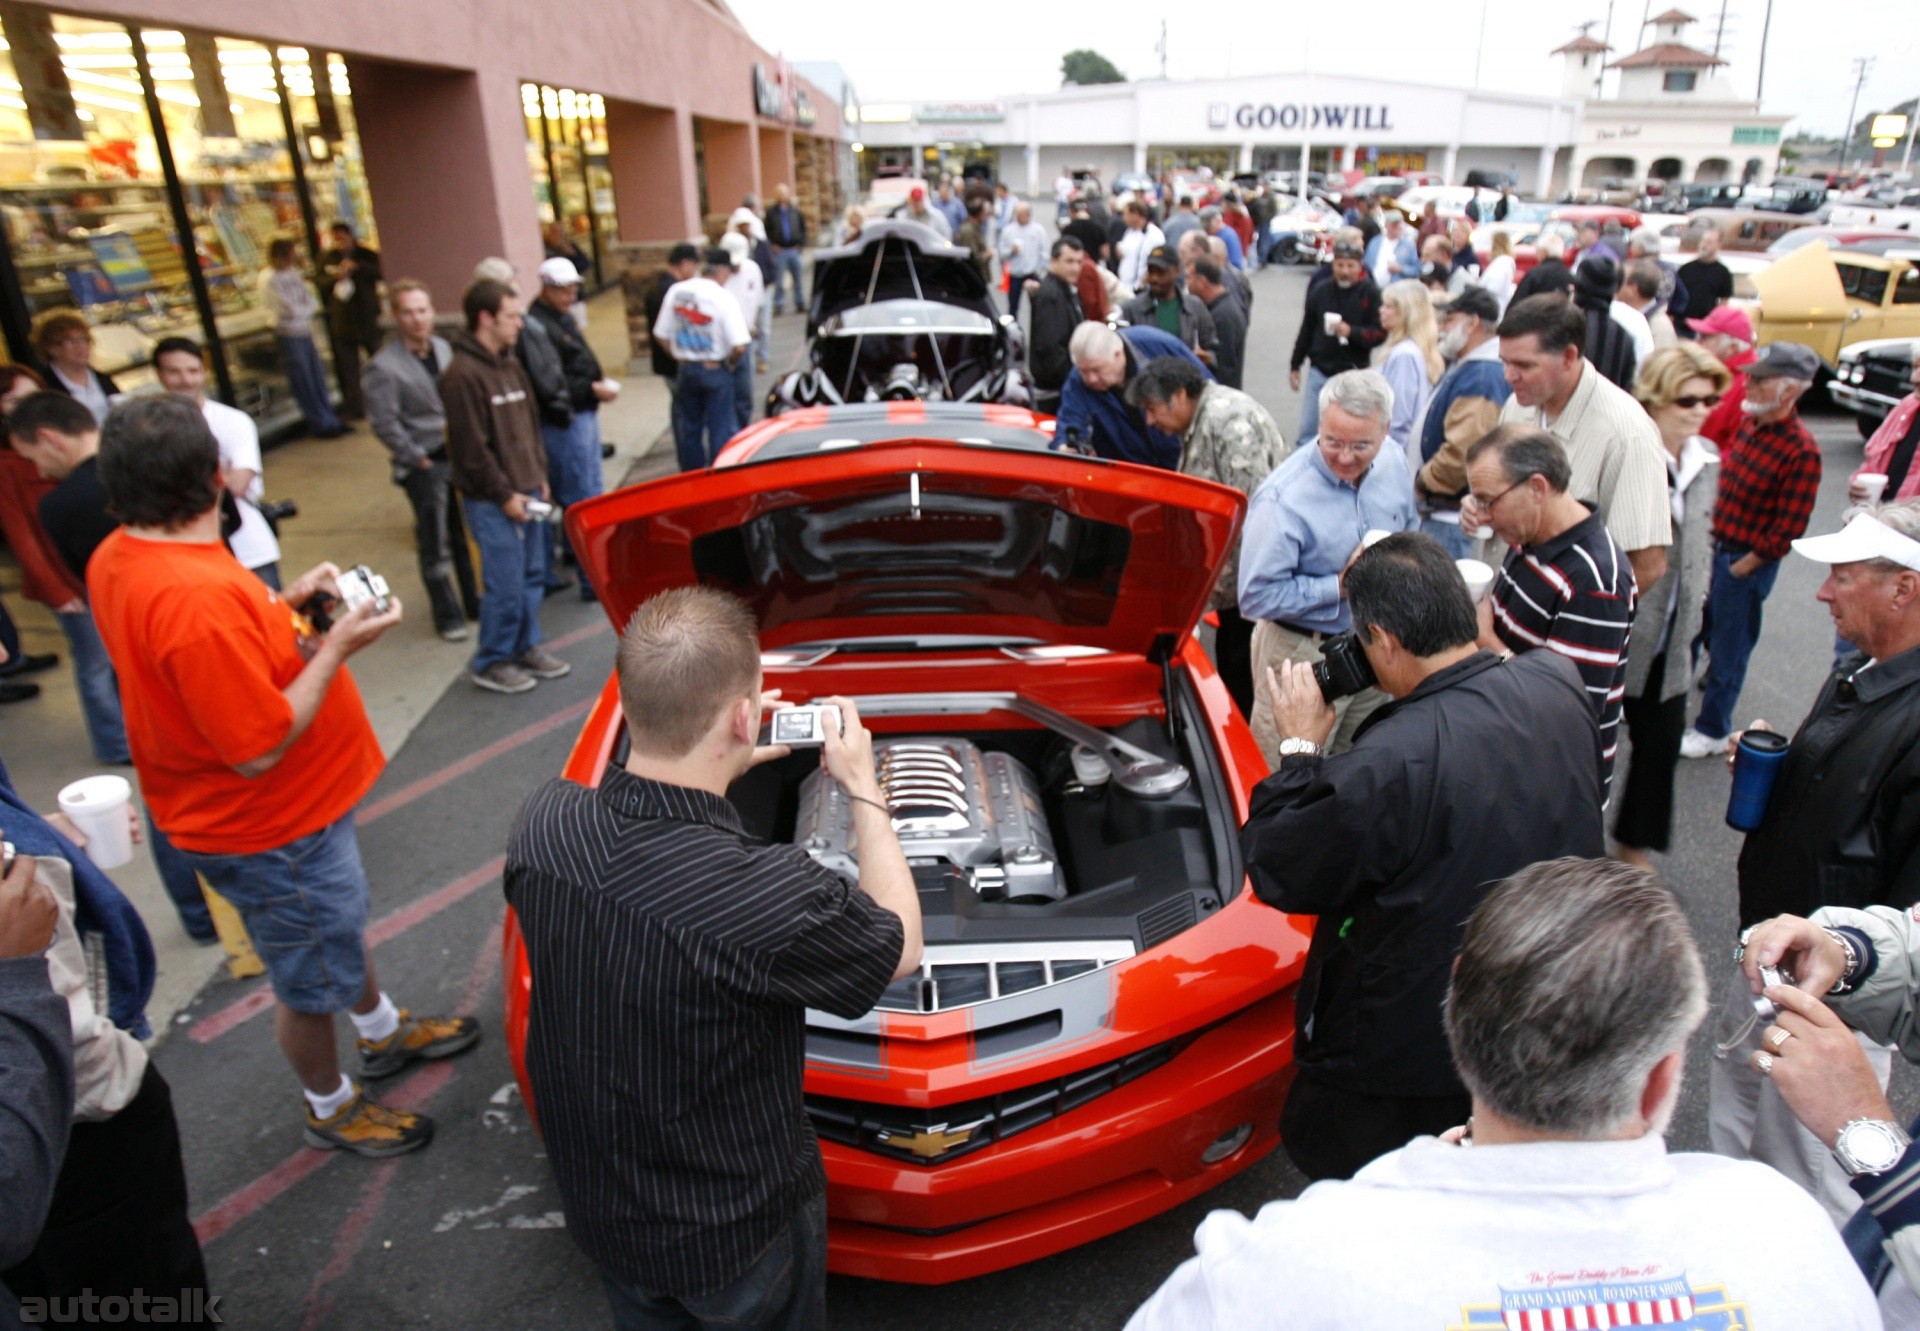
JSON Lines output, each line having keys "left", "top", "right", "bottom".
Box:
{"left": 1681, "top": 342, "right": 1824, "bottom": 758}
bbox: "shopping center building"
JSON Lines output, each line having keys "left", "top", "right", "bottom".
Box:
{"left": 0, "top": 0, "right": 847, "bottom": 434}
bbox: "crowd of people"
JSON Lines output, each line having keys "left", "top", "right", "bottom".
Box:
{"left": 10, "top": 167, "right": 1920, "bottom": 1330}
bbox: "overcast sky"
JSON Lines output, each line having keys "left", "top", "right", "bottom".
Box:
{"left": 731, "top": 0, "right": 1915, "bottom": 141}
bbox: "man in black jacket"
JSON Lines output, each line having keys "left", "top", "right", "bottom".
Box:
{"left": 1710, "top": 500, "right": 1920, "bottom": 1218}
{"left": 1185, "top": 258, "right": 1246, "bottom": 390}
{"left": 1511, "top": 233, "right": 1577, "bottom": 306}
{"left": 764, "top": 183, "right": 808, "bottom": 315}
{"left": 1241, "top": 532, "right": 1606, "bottom": 1182}
{"left": 1026, "top": 238, "right": 1085, "bottom": 411}
{"left": 527, "top": 258, "right": 617, "bottom": 601}
{"left": 1289, "top": 239, "right": 1384, "bottom": 444}
{"left": 321, "top": 221, "right": 382, "bottom": 420}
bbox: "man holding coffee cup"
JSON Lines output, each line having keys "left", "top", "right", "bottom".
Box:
{"left": 86, "top": 397, "right": 480, "bottom": 1158}
{"left": 1852, "top": 345, "right": 1920, "bottom": 507}
{"left": 1708, "top": 497, "right": 1920, "bottom": 1222}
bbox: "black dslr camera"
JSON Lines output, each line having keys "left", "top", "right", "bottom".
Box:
{"left": 1313, "top": 631, "right": 1378, "bottom": 703}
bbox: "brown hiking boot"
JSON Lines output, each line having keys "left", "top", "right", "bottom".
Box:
{"left": 303, "top": 1091, "right": 433, "bottom": 1158}
{"left": 357, "top": 1010, "right": 482, "bottom": 1080}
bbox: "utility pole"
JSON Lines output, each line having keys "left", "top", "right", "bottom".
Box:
{"left": 1156, "top": 19, "right": 1167, "bottom": 80}
{"left": 1597, "top": 0, "right": 1615, "bottom": 99}
{"left": 1754, "top": 0, "right": 1774, "bottom": 107}
{"left": 1842, "top": 57, "right": 1874, "bottom": 173}
{"left": 1712, "top": 0, "right": 1729, "bottom": 59}
{"left": 1903, "top": 104, "right": 1917, "bottom": 177}
{"left": 1472, "top": 0, "right": 1490, "bottom": 89}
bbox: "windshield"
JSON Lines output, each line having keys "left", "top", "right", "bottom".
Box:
{"left": 825, "top": 300, "right": 997, "bottom": 336}
{"left": 1840, "top": 264, "right": 1893, "bottom": 304}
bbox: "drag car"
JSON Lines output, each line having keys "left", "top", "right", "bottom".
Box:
{"left": 766, "top": 221, "right": 1031, "bottom": 416}
{"left": 503, "top": 400, "right": 1310, "bottom": 1283}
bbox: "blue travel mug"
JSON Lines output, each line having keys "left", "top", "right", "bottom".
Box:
{"left": 1726, "top": 730, "right": 1790, "bottom": 831}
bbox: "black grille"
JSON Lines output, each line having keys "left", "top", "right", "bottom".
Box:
{"left": 1138, "top": 893, "right": 1197, "bottom": 950}
{"left": 807, "top": 1037, "right": 1186, "bottom": 1165}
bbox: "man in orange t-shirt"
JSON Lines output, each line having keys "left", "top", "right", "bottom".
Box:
{"left": 87, "top": 397, "right": 480, "bottom": 1158}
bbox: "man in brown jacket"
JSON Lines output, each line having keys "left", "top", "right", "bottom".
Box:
{"left": 1412, "top": 285, "right": 1511, "bottom": 559}
{"left": 440, "top": 279, "right": 569, "bottom": 695}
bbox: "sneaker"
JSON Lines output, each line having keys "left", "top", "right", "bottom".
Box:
{"left": 517, "top": 646, "right": 571, "bottom": 679}
{"left": 358, "top": 1010, "right": 483, "bottom": 1080}
{"left": 437, "top": 622, "right": 470, "bottom": 642}
{"left": 1679, "top": 729, "right": 1723, "bottom": 761}
{"left": 471, "top": 661, "right": 536, "bottom": 694}
{"left": 304, "top": 1091, "right": 434, "bottom": 1157}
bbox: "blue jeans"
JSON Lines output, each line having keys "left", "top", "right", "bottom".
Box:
{"left": 465, "top": 498, "right": 548, "bottom": 673}
{"left": 541, "top": 412, "right": 604, "bottom": 595}
{"left": 1693, "top": 548, "right": 1782, "bottom": 740}
{"left": 276, "top": 334, "right": 343, "bottom": 435}
{"left": 148, "top": 819, "right": 216, "bottom": 943}
{"left": 56, "top": 608, "right": 127, "bottom": 765}
{"left": 673, "top": 361, "right": 739, "bottom": 470}
{"left": 601, "top": 1194, "right": 827, "bottom": 1331}
{"left": 180, "top": 813, "right": 370, "bottom": 1014}
{"left": 1419, "top": 515, "right": 1477, "bottom": 560}
{"left": 1297, "top": 364, "right": 1330, "bottom": 444}
{"left": 770, "top": 247, "right": 805, "bottom": 313}
{"left": 733, "top": 352, "right": 757, "bottom": 431}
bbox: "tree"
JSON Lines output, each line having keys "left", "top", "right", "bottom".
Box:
{"left": 1061, "top": 49, "right": 1125, "bottom": 87}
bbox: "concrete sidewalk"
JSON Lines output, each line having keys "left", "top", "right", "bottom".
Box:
{"left": 0, "top": 286, "right": 672, "bottom": 1033}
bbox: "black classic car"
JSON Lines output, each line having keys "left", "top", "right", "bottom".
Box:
{"left": 1832, "top": 337, "right": 1919, "bottom": 438}
{"left": 766, "top": 219, "right": 1031, "bottom": 415}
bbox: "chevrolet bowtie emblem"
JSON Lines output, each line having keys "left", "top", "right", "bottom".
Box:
{"left": 877, "top": 1122, "right": 980, "bottom": 1160}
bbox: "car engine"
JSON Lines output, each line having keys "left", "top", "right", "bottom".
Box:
{"left": 794, "top": 737, "right": 1065, "bottom": 902}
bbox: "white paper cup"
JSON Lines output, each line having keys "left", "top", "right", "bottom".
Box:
{"left": 1857, "top": 473, "right": 1889, "bottom": 504}
{"left": 1456, "top": 558, "right": 1496, "bottom": 604}
{"left": 1323, "top": 311, "right": 1341, "bottom": 335}
{"left": 57, "top": 775, "right": 133, "bottom": 870}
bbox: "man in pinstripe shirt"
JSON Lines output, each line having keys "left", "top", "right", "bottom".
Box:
{"left": 506, "top": 587, "right": 921, "bottom": 1331}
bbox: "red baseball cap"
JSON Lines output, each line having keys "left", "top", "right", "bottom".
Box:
{"left": 1686, "top": 305, "right": 1755, "bottom": 343}
{"left": 909, "top": 185, "right": 926, "bottom": 201}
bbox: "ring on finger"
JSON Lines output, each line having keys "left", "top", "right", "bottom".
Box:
{"left": 1754, "top": 1051, "right": 1775, "bottom": 1076}
{"left": 1767, "top": 1027, "right": 1793, "bottom": 1052}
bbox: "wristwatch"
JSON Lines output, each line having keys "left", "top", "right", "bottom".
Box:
{"left": 1276, "top": 737, "right": 1324, "bottom": 759}
{"left": 1834, "top": 1118, "right": 1912, "bottom": 1177}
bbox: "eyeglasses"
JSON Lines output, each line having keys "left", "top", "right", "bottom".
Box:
{"left": 1670, "top": 394, "right": 1723, "bottom": 409}
{"left": 1470, "top": 478, "right": 1526, "bottom": 511}
{"left": 1319, "top": 435, "right": 1381, "bottom": 459}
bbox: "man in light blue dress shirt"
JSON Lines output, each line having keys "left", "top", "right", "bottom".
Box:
{"left": 1239, "top": 369, "right": 1418, "bottom": 760}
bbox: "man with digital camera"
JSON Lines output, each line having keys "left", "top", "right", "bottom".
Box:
{"left": 1240, "top": 532, "right": 1606, "bottom": 1181}
{"left": 506, "top": 586, "right": 922, "bottom": 1330}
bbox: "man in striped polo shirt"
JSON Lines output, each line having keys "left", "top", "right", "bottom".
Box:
{"left": 1467, "top": 425, "right": 1636, "bottom": 795}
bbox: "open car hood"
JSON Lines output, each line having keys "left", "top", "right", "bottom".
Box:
{"left": 808, "top": 221, "right": 997, "bottom": 324}
{"left": 567, "top": 442, "right": 1244, "bottom": 658}
{"left": 1748, "top": 240, "right": 1849, "bottom": 323}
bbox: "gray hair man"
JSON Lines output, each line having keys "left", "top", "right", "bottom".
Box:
{"left": 1126, "top": 356, "right": 1289, "bottom": 713}
{"left": 1711, "top": 496, "right": 1920, "bottom": 1228}
{"left": 1624, "top": 260, "right": 1678, "bottom": 349}
{"left": 1057, "top": 319, "right": 1211, "bottom": 467}
{"left": 1237, "top": 369, "right": 1416, "bottom": 761}
{"left": 1411, "top": 285, "right": 1512, "bottom": 558}
{"left": 1128, "top": 858, "right": 1878, "bottom": 1331}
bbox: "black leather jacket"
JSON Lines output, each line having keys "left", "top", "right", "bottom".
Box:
{"left": 1738, "top": 647, "right": 1920, "bottom": 928}
{"left": 1240, "top": 650, "right": 1605, "bottom": 1097}
{"left": 514, "top": 315, "right": 571, "bottom": 428}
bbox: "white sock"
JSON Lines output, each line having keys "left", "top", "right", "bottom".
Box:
{"left": 350, "top": 993, "right": 401, "bottom": 1043}
{"left": 304, "top": 1074, "right": 356, "bottom": 1120}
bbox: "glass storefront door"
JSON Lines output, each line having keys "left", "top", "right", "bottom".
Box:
{"left": 521, "top": 82, "right": 621, "bottom": 289}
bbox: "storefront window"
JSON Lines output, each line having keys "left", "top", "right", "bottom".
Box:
{"left": 521, "top": 82, "right": 621, "bottom": 288}
{"left": 0, "top": 12, "right": 194, "bottom": 395}
{"left": 279, "top": 49, "right": 376, "bottom": 244}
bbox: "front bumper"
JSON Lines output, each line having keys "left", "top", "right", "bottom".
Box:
{"left": 823, "top": 986, "right": 1295, "bottom": 1283}
{"left": 1831, "top": 380, "right": 1902, "bottom": 419}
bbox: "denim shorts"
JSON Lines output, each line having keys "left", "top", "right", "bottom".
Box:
{"left": 181, "top": 812, "right": 370, "bottom": 1014}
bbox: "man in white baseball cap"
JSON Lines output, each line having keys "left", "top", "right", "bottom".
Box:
{"left": 526, "top": 255, "right": 619, "bottom": 602}
{"left": 1709, "top": 495, "right": 1920, "bottom": 1222}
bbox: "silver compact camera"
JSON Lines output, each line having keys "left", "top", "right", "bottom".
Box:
{"left": 1754, "top": 963, "right": 1792, "bottom": 1021}
{"left": 769, "top": 704, "right": 843, "bottom": 748}
{"left": 335, "top": 565, "right": 392, "bottom": 615}
{"left": 523, "top": 498, "right": 565, "bottom": 525}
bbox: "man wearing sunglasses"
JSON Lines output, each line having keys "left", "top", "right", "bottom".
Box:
{"left": 1680, "top": 342, "right": 1824, "bottom": 761}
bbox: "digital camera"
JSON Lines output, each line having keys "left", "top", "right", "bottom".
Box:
{"left": 1753, "top": 963, "right": 1793, "bottom": 1022}
{"left": 335, "top": 565, "right": 392, "bottom": 616}
{"left": 769, "top": 704, "right": 843, "bottom": 748}
{"left": 1312, "top": 631, "right": 1378, "bottom": 703}
{"left": 523, "top": 498, "right": 566, "bottom": 525}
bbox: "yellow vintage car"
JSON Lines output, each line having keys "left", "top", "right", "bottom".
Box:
{"left": 1734, "top": 241, "right": 1920, "bottom": 367}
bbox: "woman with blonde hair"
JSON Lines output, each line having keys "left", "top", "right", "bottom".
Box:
{"left": 1480, "top": 230, "right": 1517, "bottom": 312}
{"left": 1612, "top": 341, "right": 1731, "bottom": 868}
{"left": 1375, "top": 278, "right": 1442, "bottom": 448}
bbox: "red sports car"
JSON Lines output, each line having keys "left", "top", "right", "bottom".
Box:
{"left": 501, "top": 402, "right": 1311, "bottom": 1283}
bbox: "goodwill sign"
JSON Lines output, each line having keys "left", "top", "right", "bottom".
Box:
{"left": 1209, "top": 102, "right": 1395, "bottom": 132}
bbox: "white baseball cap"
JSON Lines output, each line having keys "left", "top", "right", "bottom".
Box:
{"left": 1791, "top": 514, "right": 1920, "bottom": 574}
{"left": 537, "top": 256, "right": 584, "bottom": 288}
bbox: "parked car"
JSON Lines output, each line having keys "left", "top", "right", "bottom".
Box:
{"left": 1829, "top": 195, "right": 1920, "bottom": 233}
{"left": 1685, "top": 207, "right": 1815, "bottom": 253}
{"left": 1393, "top": 184, "right": 1503, "bottom": 219}
{"left": 1485, "top": 204, "right": 1642, "bottom": 276}
{"left": 766, "top": 221, "right": 1031, "bottom": 414}
{"left": 1736, "top": 242, "right": 1920, "bottom": 369}
{"left": 1112, "top": 171, "right": 1162, "bottom": 210}
{"left": 1652, "top": 181, "right": 1746, "bottom": 214}
{"left": 1831, "top": 337, "right": 1920, "bottom": 438}
{"left": 1766, "top": 226, "right": 1918, "bottom": 260}
{"left": 1169, "top": 170, "right": 1222, "bottom": 209}
{"left": 1348, "top": 175, "right": 1409, "bottom": 202}
{"left": 1264, "top": 193, "right": 1341, "bottom": 264}
{"left": 1750, "top": 177, "right": 1831, "bottom": 214}
{"left": 503, "top": 400, "right": 1308, "bottom": 1282}
{"left": 1566, "top": 177, "right": 1639, "bottom": 206}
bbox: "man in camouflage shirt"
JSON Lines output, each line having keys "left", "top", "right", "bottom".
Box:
{"left": 1127, "top": 356, "right": 1289, "bottom": 714}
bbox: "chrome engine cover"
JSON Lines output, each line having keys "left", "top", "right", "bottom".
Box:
{"left": 794, "top": 738, "right": 1065, "bottom": 902}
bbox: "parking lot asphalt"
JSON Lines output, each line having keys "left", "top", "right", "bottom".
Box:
{"left": 160, "top": 258, "right": 1903, "bottom": 1330}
